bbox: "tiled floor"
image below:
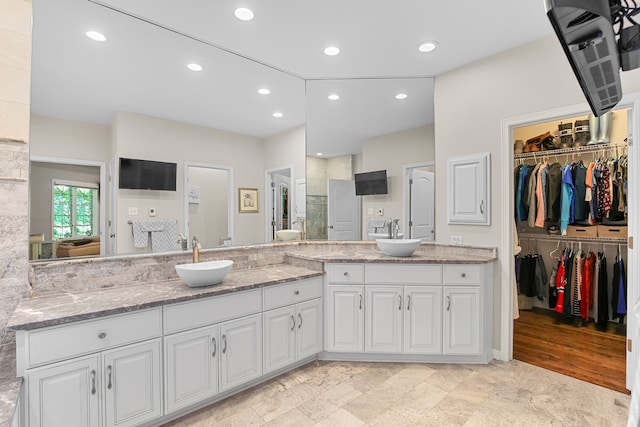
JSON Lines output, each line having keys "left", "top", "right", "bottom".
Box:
{"left": 163, "top": 360, "right": 630, "bottom": 426}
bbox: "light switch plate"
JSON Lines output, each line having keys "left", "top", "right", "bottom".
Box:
{"left": 128, "top": 207, "right": 138, "bottom": 215}
{"left": 367, "top": 208, "right": 374, "bottom": 215}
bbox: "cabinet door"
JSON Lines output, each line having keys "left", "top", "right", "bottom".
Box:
{"left": 327, "top": 285, "right": 364, "bottom": 353}
{"left": 365, "top": 286, "right": 402, "bottom": 353}
{"left": 220, "top": 314, "right": 262, "bottom": 392}
{"left": 443, "top": 287, "right": 481, "bottom": 355}
{"left": 403, "top": 286, "right": 442, "bottom": 354}
{"left": 27, "top": 355, "right": 100, "bottom": 427}
{"left": 164, "top": 325, "right": 219, "bottom": 414}
{"left": 263, "top": 306, "right": 296, "bottom": 374}
{"left": 297, "top": 298, "right": 323, "bottom": 360}
{"left": 103, "top": 339, "right": 162, "bottom": 427}
{"left": 447, "top": 152, "right": 490, "bottom": 224}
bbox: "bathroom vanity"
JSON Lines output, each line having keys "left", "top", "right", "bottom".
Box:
{"left": 6, "top": 241, "right": 495, "bottom": 427}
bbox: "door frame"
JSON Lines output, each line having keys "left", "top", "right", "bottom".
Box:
{"left": 402, "top": 161, "right": 435, "bottom": 240}
{"left": 499, "top": 94, "right": 639, "bottom": 390}
{"left": 30, "top": 155, "right": 107, "bottom": 256}
{"left": 183, "top": 161, "right": 234, "bottom": 247}
{"left": 264, "top": 165, "right": 293, "bottom": 242}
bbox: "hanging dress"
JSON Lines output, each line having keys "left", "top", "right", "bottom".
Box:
{"left": 555, "top": 251, "right": 567, "bottom": 314}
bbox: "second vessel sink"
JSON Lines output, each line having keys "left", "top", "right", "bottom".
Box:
{"left": 276, "top": 229, "right": 302, "bottom": 241}
{"left": 175, "top": 260, "right": 233, "bottom": 287}
{"left": 376, "top": 239, "right": 421, "bottom": 257}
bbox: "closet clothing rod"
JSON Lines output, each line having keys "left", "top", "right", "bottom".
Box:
{"left": 513, "top": 141, "right": 627, "bottom": 160}
{"left": 519, "top": 233, "right": 627, "bottom": 245}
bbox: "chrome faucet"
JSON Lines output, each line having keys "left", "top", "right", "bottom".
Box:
{"left": 177, "top": 233, "right": 188, "bottom": 250}
{"left": 192, "top": 236, "right": 200, "bottom": 263}
{"left": 388, "top": 218, "right": 400, "bottom": 239}
{"left": 293, "top": 218, "right": 306, "bottom": 240}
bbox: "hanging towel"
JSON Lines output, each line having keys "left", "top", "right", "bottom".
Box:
{"left": 367, "top": 219, "right": 388, "bottom": 237}
{"left": 131, "top": 220, "right": 178, "bottom": 252}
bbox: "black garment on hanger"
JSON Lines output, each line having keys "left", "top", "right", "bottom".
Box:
{"left": 596, "top": 253, "right": 608, "bottom": 330}
{"left": 563, "top": 250, "right": 575, "bottom": 318}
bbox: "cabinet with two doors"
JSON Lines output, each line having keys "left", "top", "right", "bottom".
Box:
{"left": 325, "top": 263, "right": 492, "bottom": 361}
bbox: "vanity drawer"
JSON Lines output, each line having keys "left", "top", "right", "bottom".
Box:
{"left": 327, "top": 263, "right": 364, "bottom": 284}
{"left": 164, "top": 289, "right": 261, "bottom": 334}
{"left": 365, "top": 264, "right": 442, "bottom": 284}
{"left": 27, "top": 308, "right": 162, "bottom": 368}
{"left": 444, "top": 264, "right": 481, "bottom": 285}
{"left": 263, "top": 277, "right": 322, "bottom": 310}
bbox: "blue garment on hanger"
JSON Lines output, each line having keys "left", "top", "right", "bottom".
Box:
{"left": 516, "top": 165, "right": 530, "bottom": 221}
{"left": 559, "top": 165, "right": 575, "bottom": 233}
{"left": 617, "top": 257, "right": 627, "bottom": 315}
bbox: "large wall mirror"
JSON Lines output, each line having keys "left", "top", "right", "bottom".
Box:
{"left": 28, "top": 0, "right": 435, "bottom": 261}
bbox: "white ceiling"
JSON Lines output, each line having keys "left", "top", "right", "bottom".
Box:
{"left": 30, "top": 0, "right": 553, "bottom": 157}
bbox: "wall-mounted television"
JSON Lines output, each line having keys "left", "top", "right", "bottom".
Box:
{"left": 119, "top": 157, "right": 177, "bottom": 191}
{"left": 354, "top": 170, "right": 388, "bottom": 196}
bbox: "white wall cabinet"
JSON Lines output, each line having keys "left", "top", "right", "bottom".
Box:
{"left": 164, "top": 325, "right": 219, "bottom": 414}
{"left": 27, "top": 339, "right": 162, "bottom": 427}
{"left": 447, "top": 152, "right": 490, "bottom": 225}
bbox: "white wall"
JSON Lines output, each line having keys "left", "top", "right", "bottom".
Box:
{"left": 30, "top": 115, "right": 111, "bottom": 161}
{"left": 434, "top": 34, "right": 640, "bottom": 355}
{"left": 361, "top": 124, "right": 434, "bottom": 237}
{"left": 188, "top": 167, "right": 228, "bottom": 247}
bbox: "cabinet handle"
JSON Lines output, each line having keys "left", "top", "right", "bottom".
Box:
{"left": 291, "top": 315, "right": 296, "bottom": 331}
{"left": 446, "top": 296, "right": 451, "bottom": 311}
{"left": 98, "top": 332, "right": 107, "bottom": 339}
{"left": 359, "top": 294, "right": 362, "bottom": 310}
{"left": 107, "top": 365, "right": 112, "bottom": 390}
{"left": 91, "top": 370, "right": 96, "bottom": 395}
{"left": 294, "top": 290, "right": 300, "bottom": 295}
{"left": 398, "top": 295, "right": 402, "bottom": 310}
{"left": 298, "top": 313, "right": 303, "bottom": 329}
{"left": 212, "top": 337, "right": 216, "bottom": 357}
{"left": 407, "top": 295, "right": 411, "bottom": 311}
{"left": 343, "top": 272, "right": 349, "bottom": 277}
{"left": 461, "top": 273, "right": 466, "bottom": 278}
{"left": 480, "top": 200, "right": 484, "bottom": 214}
{"left": 222, "top": 334, "right": 227, "bottom": 354}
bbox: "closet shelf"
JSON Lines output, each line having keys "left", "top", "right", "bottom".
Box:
{"left": 519, "top": 232, "right": 627, "bottom": 245}
{"left": 514, "top": 142, "right": 627, "bottom": 160}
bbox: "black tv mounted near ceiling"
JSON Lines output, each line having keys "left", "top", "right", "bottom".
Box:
{"left": 119, "top": 157, "right": 177, "bottom": 191}
{"left": 354, "top": 170, "right": 388, "bottom": 196}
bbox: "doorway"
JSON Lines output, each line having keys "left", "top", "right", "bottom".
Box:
{"left": 327, "top": 179, "right": 360, "bottom": 240}
{"left": 266, "top": 167, "right": 292, "bottom": 242}
{"left": 403, "top": 162, "right": 435, "bottom": 241}
{"left": 500, "top": 96, "right": 639, "bottom": 392}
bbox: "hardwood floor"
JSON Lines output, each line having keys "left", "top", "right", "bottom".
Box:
{"left": 513, "top": 308, "right": 628, "bottom": 394}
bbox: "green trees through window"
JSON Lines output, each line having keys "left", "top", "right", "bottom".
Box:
{"left": 53, "top": 183, "right": 98, "bottom": 239}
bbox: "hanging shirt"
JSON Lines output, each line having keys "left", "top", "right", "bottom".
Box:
{"left": 535, "top": 162, "right": 548, "bottom": 228}
{"left": 527, "top": 164, "right": 542, "bottom": 228}
{"left": 546, "top": 162, "right": 563, "bottom": 222}
{"left": 572, "top": 162, "right": 588, "bottom": 222}
{"left": 516, "top": 165, "right": 530, "bottom": 221}
{"left": 560, "top": 165, "right": 575, "bottom": 234}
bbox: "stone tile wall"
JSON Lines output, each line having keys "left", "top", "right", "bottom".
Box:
{"left": 0, "top": 0, "right": 32, "bottom": 344}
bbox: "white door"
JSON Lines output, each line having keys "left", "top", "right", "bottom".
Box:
{"left": 164, "top": 325, "right": 219, "bottom": 413}
{"left": 103, "top": 339, "right": 162, "bottom": 427}
{"left": 327, "top": 285, "right": 364, "bottom": 352}
{"left": 220, "top": 314, "right": 262, "bottom": 392}
{"left": 404, "top": 286, "right": 442, "bottom": 354}
{"left": 365, "top": 286, "right": 403, "bottom": 353}
{"left": 328, "top": 179, "right": 360, "bottom": 240}
{"left": 410, "top": 169, "right": 435, "bottom": 241}
{"left": 443, "top": 287, "right": 481, "bottom": 355}
{"left": 296, "top": 298, "right": 323, "bottom": 360}
{"left": 28, "top": 355, "right": 100, "bottom": 427}
{"left": 263, "top": 306, "right": 296, "bottom": 374}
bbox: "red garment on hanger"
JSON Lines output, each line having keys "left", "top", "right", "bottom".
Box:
{"left": 581, "top": 252, "right": 596, "bottom": 320}
{"left": 555, "top": 253, "right": 567, "bottom": 314}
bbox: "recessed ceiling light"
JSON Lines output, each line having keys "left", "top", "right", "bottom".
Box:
{"left": 418, "top": 41, "right": 438, "bottom": 53}
{"left": 234, "top": 7, "right": 254, "bottom": 21}
{"left": 272, "top": 112, "right": 283, "bottom": 118}
{"left": 316, "top": 152, "right": 324, "bottom": 156}
{"left": 395, "top": 93, "right": 408, "bottom": 100}
{"left": 187, "top": 63, "right": 203, "bottom": 71}
{"left": 328, "top": 94, "right": 340, "bottom": 101}
{"left": 324, "top": 46, "right": 340, "bottom": 56}
{"left": 85, "top": 31, "right": 106, "bottom": 42}
{"left": 258, "top": 88, "right": 271, "bottom": 95}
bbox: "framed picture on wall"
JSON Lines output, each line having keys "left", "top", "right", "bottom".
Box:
{"left": 238, "top": 188, "right": 259, "bottom": 213}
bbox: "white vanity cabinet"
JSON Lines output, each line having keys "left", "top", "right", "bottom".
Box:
{"left": 326, "top": 264, "right": 365, "bottom": 353}
{"left": 442, "top": 265, "right": 483, "bottom": 355}
{"left": 263, "top": 278, "right": 323, "bottom": 374}
{"left": 20, "top": 308, "right": 163, "bottom": 427}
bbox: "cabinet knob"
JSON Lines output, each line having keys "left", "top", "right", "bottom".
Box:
{"left": 461, "top": 273, "right": 466, "bottom": 278}
{"left": 98, "top": 332, "right": 107, "bottom": 339}
{"left": 343, "top": 272, "right": 349, "bottom": 277}
{"left": 294, "top": 290, "right": 300, "bottom": 295}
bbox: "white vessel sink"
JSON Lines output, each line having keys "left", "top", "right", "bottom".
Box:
{"left": 376, "top": 239, "right": 421, "bottom": 257}
{"left": 276, "top": 229, "right": 301, "bottom": 241}
{"left": 368, "top": 232, "right": 404, "bottom": 240}
{"left": 175, "top": 260, "right": 233, "bottom": 287}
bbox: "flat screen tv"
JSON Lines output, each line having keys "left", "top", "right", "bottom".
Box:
{"left": 119, "top": 157, "right": 177, "bottom": 191}
{"left": 354, "top": 170, "right": 388, "bottom": 195}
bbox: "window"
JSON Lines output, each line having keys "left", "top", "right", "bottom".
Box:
{"left": 53, "top": 181, "right": 99, "bottom": 239}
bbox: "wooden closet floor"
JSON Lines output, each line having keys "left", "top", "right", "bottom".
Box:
{"left": 513, "top": 308, "right": 628, "bottom": 394}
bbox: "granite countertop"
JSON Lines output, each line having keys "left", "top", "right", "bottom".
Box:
{"left": 286, "top": 248, "right": 496, "bottom": 264}
{"left": 8, "top": 263, "right": 323, "bottom": 331}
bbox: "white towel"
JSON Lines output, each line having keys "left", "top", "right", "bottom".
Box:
{"left": 367, "top": 219, "right": 388, "bottom": 235}
{"left": 131, "top": 220, "right": 177, "bottom": 251}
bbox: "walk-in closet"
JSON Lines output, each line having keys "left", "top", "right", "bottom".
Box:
{"left": 512, "top": 109, "right": 630, "bottom": 394}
